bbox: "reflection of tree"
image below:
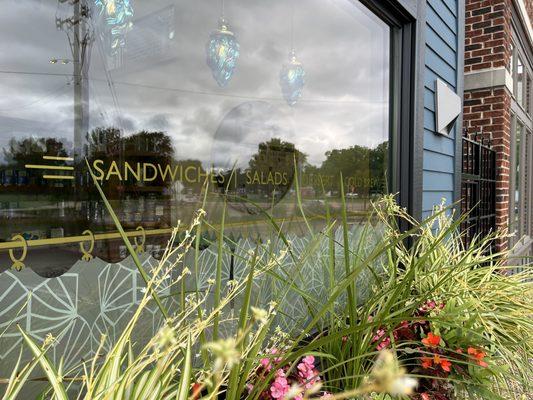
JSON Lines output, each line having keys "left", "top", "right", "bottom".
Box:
{"left": 86, "top": 127, "right": 121, "bottom": 158}
{"left": 249, "top": 138, "right": 305, "bottom": 170}
{"left": 175, "top": 159, "right": 206, "bottom": 192}
{"left": 304, "top": 142, "right": 388, "bottom": 196}
{"left": 1, "top": 137, "right": 71, "bottom": 193}
{"left": 246, "top": 138, "right": 305, "bottom": 197}
{"left": 3, "top": 137, "right": 69, "bottom": 165}
{"left": 85, "top": 128, "right": 175, "bottom": 195}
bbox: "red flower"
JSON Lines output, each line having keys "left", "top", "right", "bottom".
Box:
{"left": 422, "top": 332, "right": 441, "bottom": 347}
{"left": 421, "top": 393, "right": 431, "bottom": 400}
{"left": 421, "top": 356, "right": 433, "bottom": 369}
{"left": 433, "top": 354, "right": 452, "bottom": 372}
{"left": 191, "top": 383, "right": 202, "bottom": 400}
{"left": 467, "top": 347, "right": 488, "bottom": 368}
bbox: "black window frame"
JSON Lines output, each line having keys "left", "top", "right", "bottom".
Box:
{"left": 359, "top": 0, "right": 422, "bottom": 223}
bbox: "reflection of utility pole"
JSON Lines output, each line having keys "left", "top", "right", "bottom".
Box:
{"left": 56, "top": 0, "right": 92, "bottom": 162}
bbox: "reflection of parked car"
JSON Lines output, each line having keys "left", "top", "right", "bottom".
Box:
{"left": 346, "top": 192, "right": 359, "bottom": 199}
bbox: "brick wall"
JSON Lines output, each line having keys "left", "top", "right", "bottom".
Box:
{"left": 464, "top": 0, "right": 514, "bottom": 251}
{"left": 465, "top": 0, "right": 513, "bottom": 72}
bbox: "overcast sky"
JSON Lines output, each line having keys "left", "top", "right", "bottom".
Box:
{"left": 0, "top": 0, "right": 389, "bottom": 169}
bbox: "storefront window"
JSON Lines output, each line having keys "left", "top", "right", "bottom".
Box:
{"left": 0, "top": 0, "right": 390, "bottom": 274}
{"left": 517, "top": 56, "right": 525, "bottom": 107}
{"left": 0, "top": 0, "right": 391, "bottom": 372}
{"left": 527, "top": 74, "right": 532, "bottom": 115}
{"left": 513, "top": 121, "right": 522, "bottom": 237}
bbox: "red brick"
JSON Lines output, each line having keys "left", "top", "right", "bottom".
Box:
{"left": 471, "top": 61, "right": 493, "bottom": 70}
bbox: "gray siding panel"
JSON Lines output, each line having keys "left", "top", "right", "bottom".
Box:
{"left": 424, "top": 67, "right": 455, "bottom": 92}
{"left": 426, "top": 6, "right": 456, "bottom": 48}
{"left": 426, "top": 26, "right": 456, "bottom": 67}
{"left": 422, "top": 0, "right": 460, "bottom": 216}
{"left": 427, "top": 0, "right": 457, "bottom": 33}
{"left": 441, "top": 0, "right": 458, "bottom": 16}
{"left": 423, "top": 150, "right": 455, "bottom": 173}
{"left": 424, "top": 129, "right": 455, "bottom": 155}
{"left": 423, "top": 191, "right": 454, "bottom": 212}
{"left": 423, "top": 171, "right": 454, "bottom": 191}
{"left": 425, "top": 48, "right": 456, "bottom": 84}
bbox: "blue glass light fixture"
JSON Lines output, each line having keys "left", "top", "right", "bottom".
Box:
{"left": 206, "top": 17, "right": 240, "bottom": 87}
{"left": 279, "top": 49, "right": 305, "bottom": 106}
{"left": 94, "top": 0, "right": 134, "bottom": 56}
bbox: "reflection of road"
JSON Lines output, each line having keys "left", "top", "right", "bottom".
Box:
{"left": 0, "top": 192, "right": 379, "bottom": 255}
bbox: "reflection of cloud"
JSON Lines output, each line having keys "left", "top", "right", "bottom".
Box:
{"left": 114, "top": 115, "right": 137, "bottom": 133}
{"left": 0, "top": 0, "right": 389, "bottom": 170}
{"left": 147, "top": 113, "right": 171, "bottom": 130}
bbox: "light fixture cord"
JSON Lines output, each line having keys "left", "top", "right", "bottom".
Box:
{"left": 221, "top": 0, "right": 225, "bottom": 18}
{"left": 290, "top": 0, "right": 295, "bottom": 50}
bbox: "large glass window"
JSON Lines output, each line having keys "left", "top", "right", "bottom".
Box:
{"left": 510, "top": 118, "right": 532, "bottom": 245}
{"left": 0, "top": 0, "right": 391, "bottom": 275}
{"left": 517, "top": 56, "right": 525, "bottom": 108}
{"left": 0, "top": 1, "right": 393, "bottom": 372}
{"left": 512, "top": 120, "right": 523, "bottom": 237}
{"left": 527, "top": 74, "right": 532, "bottom": 115}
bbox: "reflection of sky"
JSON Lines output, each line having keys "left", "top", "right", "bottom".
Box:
{"left": 0, "top": 0, "right": 389, "bottom": 167}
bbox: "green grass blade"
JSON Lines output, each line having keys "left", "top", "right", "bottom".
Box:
{"left": 212, "top": 198, "right": 227, "bottom": 341}
{"left": 176, "top": 337, "right": 193, "bottom": 400}
{"left": 17, "top": 326, "right": 68, "bottom": 400}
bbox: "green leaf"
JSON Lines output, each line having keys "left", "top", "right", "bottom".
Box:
{"left": 17, "top": 326, "right": 68, "bottom": 400}
{"left": 176, "top": 337, "right": 193, "bottom": 400}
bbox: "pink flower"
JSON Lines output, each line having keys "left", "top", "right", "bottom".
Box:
{"left": 296, "top": 356, "right": 320, "bottom": 389}
{"left": 260, "top": 348, "right": 281, "bottom": 372}
{"left": 376, "top": 337, "right": 391, "bottom": 350}
{"left": 320, "top": 393, "right": 334, "bottom": 400}
{"left": 372, "top": 328, "right": 386, "bottom": 343}
{"left": 260, "top": 357, "right": 272, "bottom": 371}
{"left": 270, "top": 369, "right": 290, "bottom": 399}
{"left": 302, "top": 355, "right": 315, "bottom": 366}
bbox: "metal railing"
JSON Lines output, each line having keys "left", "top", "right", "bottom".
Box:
{"left": 460, "top": 134, "right": 497, "bottom": 250}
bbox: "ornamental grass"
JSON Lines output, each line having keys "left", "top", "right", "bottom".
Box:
{"left": 1, "top": 173, "right": 531, "bottom": 400}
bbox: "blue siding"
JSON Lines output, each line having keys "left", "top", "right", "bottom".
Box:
{"left": 422, "top": 0, "right": 460, "bottom": 214}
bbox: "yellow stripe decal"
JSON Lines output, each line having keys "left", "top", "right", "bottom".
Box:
{"left": 42, "top": 156, "right": 74, "bottom": 161}
{"left": 43, "top": 175, "right": 75, "bottom": 180}
{"left": 25, "top": 164, "right": 74, "bottom": 171}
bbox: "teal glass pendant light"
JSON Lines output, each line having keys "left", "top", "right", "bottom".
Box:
{"left": 206, "top": 0, "right": 240, "bottom": 87}
{"left": 94, "top": 0, "right": 134, "bottom": 56}
{"left": 280, "top": 49, "right": 306, "bottom": 106}
{"left": 279, "top": 2, "right": 305, "bottom": 106}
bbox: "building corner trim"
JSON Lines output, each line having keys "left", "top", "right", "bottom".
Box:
{"left": 464, "top": 67, "right": 513, "bottom": 93}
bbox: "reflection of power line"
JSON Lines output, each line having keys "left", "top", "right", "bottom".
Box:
{"left": 109, "top": 81, "right": 386, "bottom": 105}
{"left": 0, "top": 70, "right": 386, "bottom": 105}
{"left": 94, "top": 34, "right": 124, "bottom": 133}
{"left": 0, "top": 70, "right": 74, "bottom": 77}
{"left": 88, "top": 79, "right": 112, "bottom": 126}
{"left": 0, "top": 84, "right": 70, "bottom": 112}
{"left": 56, "top": 0, "right": 92, "bottom": 160}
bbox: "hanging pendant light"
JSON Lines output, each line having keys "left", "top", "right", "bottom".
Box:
{"left": 280, "top": 49, "right": 305, "bottom": 106}
{"left": 94, "top": 0, "right": 134, "bottom": 56}
{"left": 206, "top": 15, "right": 240, "bottom": 87}
{"left": 279, "top": 1, "right": 305, "bottom": 106}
